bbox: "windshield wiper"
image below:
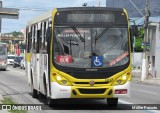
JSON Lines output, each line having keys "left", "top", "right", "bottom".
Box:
{"left": 71, "top": 26, "right": 85, "bottom": 42}
{"left": 71, "top": 26, "right": 86, "bottom": 50}
{"left": 95, "top": 25, "right": 112, "bottom": 41}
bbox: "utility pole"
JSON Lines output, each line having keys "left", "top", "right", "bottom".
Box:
{"left": 99, "top": 1, "right": 101, "bottom": 7}
{"left": 141, "top": 0, "right": 150, "bottom": 81}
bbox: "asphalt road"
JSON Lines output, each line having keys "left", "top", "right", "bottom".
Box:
{"left": 0, "top": 65, "right": 160, "bottom": 113}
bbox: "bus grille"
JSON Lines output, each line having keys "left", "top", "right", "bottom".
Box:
{"left": 79, "top": 89, "right": 106, "bottom": 94}
{"left": 75, "top": 82, "right": 109, "bottom": 85}
{"left": 66, "top": 71, "right": 118, "bottom": 79}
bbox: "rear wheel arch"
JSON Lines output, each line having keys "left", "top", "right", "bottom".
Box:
{"left": 43, "top": 73, "right": 47, "bottom": 97}
{"left": 30, "top": 69, "right": 38, "bottom": 98}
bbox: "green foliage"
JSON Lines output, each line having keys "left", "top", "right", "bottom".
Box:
{"left": 0, "top": 40, "right": 8, "bottom": 43}
{"left": 12, "top": 31, "right": 23, "bottom": 38}
{"left": 134, "top": 27, "right": 144, "bottom": 52}
{"left": 1, "top": 97, "right": 27, "bottom": 113}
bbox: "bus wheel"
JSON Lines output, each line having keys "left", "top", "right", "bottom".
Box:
{"left": 47, "top": 97, "right": 57, "bottom": 107}
{"left": 32, "top": 89, "right": 39, "bottom": 98}
{"left": 107, "top": 98, "right": 118, "bottom": 107}
{"left": 39, "top": 92, "right": 45, "bottom": 98}
{"left": 31, "top": 77, "right": 39, "bottom": 98}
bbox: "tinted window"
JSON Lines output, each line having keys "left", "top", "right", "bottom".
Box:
{"left": 8, "top": 56, "right": 15, "bottom": 59}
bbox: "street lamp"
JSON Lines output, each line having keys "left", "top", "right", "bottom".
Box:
{"left": 82, "top": 3, "right": 87, "bottom": 7}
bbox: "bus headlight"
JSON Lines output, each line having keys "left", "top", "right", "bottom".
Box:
{"left": 52, "top": 73, "right": 71, "bottom": 86}
{"left": 56, "top": 75, "right": 61, "bottom": 80}
{"left": 112, "top": 73, "right": 130, "bottom": 85}
{"left": 122, "top": 75, "right": 127, "bottom": 80}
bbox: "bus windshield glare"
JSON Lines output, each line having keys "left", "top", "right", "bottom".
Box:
{"left": 54, "top": 27, "right": 129, "bottom": 68}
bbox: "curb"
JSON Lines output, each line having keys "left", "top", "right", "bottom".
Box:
{"left": 132, "top": 79, "right": 160, "bottom": 86}
{"left": 0, "top": 95, "right": 4, "bottom": 102}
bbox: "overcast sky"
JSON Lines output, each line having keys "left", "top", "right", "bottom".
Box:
{"left": 1, "top": 0, "right": 160, "bottom": 33}
{"left": 1, "top": 0, "right": 106, "bottom": 33}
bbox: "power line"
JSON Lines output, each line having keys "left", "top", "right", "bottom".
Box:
{"left": 141, "top": 0, "right": 150, "bottom": 81}
{"left": 4, "top": 5, "right": 53, "bottom": 11}
{"left": 129, "top": 0, "right": 144, "bottom": 17}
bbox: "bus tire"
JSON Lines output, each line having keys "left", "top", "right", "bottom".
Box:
{"left": 107, "top": 98, "right": 118, "bottom": 107}
{"left": 31, "top": 74, "right": 39, "bottom": 98}
{"left": 39, "top": 92, "right": 45, "bottom": 98}
{"left": 47, "top": 97, "right": 58, "bottom": 107}
{"left": 32, "top": 88, "right": 39, "bottom": 98}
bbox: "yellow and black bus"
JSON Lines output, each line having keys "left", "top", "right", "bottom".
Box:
{"left": 26, "top": 7, "right": 132, "bottom": 106}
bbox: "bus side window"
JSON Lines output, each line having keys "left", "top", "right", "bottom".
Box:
{"left": 30, "top": 26, "right": 33, "bottom": 49}
{"left": 46, "top": 27, "right": 51, "bottom": 42}
{"left": 46, "top": 27, "right": 52, "bottom": 54}
{"left": 37, "top": 29, "right": 41, "bottom": 53}
{"left": 33, "top": 25, "right": 36, "bottom": 52}
{"left": 43, "top": 21, "right": 47, "bottom": 52}
{"left": 35, "top": 24, "right": 38, "bottom": 53}
{"left": 27, "top": 27, "right": 32, "bottom": 52}
{"left": 39, "top": 23, "right": 42, "bottom": 51}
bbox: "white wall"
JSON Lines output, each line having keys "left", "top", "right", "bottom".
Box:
{"left": 132, "top": 52, "right": 142, "bottom": 69}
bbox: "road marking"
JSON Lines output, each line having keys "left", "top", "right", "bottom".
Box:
{"left": 137, "top": 90, "right": 158, "bottom": 95}
{"left": 119, "top": 99, "right": 160, "bottom": 113}
{"left": 8, "top": 67, "right": 25, "bottom": 74}
{"left": 119, "top": 99, "right": 133, "bottom": 104}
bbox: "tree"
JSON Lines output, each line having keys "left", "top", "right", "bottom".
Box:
{"left": 12, "top": 31, "right": 23, "bottom": 39}
{"left": 134, "top": 27, "right": 144, "bottom": 52}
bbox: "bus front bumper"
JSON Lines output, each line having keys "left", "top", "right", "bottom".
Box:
{"left": 50, "top": 81, "right": 130, "bottom": 99}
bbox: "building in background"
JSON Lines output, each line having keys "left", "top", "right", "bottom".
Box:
{"left": 148, "top": 22, "right": 160, "bottom": 78}
{"left": 0, "top": 32, "right": 25, "bottom": 55}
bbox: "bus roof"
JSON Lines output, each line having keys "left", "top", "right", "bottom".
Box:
{"left": 57, "top": 7, "right": 124, "bottom": 12}
{"left": 27, "top": 10, "right": 52, "bottom": 26}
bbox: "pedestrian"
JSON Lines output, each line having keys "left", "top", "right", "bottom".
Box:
{"left": 148, "top": 61, "right": 153, "bottom": 78}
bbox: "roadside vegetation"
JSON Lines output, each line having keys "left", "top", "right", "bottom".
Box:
{"left": 1, "top": 97, "right": 27, "bottom": 113}
{"left": 134, "top": 27, "right": 144, "bottom": 52}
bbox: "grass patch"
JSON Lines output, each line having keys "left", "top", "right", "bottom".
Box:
{"left": 1, "top": 97, "right": 27, "bottom": 113}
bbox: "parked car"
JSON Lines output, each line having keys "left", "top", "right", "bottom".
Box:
{"left": 20, "top": 58, "right": 25, "bottom": 69}
{"left": 13, "top": 56, "right": 23, "bottom": 68}
{"left": 7, "top": 55, "right": 15, "bottom": 65}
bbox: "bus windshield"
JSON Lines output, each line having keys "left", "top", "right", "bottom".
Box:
{"left": 53, "top": 27, "right": 129, "bottom": 68}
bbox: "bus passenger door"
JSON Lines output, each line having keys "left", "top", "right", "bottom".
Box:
{"left": 32, "top": 25, "right": 38, "bottom": 90}
{"left": 36, "top": 24, "right": 42, "bottom": 92}
{"left": 35, "top": 25, "right": 40, "bottom": 92}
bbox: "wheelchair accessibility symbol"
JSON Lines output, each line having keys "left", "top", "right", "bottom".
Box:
{"left": 92, "top": 56, "right": 103, "bottom": 67}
